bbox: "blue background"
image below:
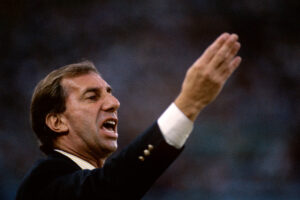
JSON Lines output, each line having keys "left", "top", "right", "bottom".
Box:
{"left": 0, "top": 0, "right": 299, "bottom": 199}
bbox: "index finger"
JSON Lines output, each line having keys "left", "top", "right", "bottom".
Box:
{"left": 196, "top": 33, "right": 230, "bottom": 65}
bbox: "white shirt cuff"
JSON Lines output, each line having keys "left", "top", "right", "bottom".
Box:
{"left": 158, "top": 103, "right": 194, "bottom": 149}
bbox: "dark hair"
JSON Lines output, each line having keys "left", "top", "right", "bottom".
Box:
{"left": 30, "top": 61, "right": 99, "bottom": 154}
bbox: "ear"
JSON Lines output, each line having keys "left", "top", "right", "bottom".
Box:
{"left": 45, "top": 113, "right": 69, "bottom": 134}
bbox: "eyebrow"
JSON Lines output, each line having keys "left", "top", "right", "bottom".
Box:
{"left": 81, "top": 85, "right": 113, "bottom": 98}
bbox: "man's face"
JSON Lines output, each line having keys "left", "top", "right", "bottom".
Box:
{"left": 60, "top": 72, "right": 120, "bottom": 159}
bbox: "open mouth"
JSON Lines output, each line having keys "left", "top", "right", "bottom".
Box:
{"left": 101, "top": 119, "right": 117, "bottom": 132}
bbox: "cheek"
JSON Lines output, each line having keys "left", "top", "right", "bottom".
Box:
{"left": 64, "top": 101, "right": 100, "bottom": 132}
{"left": 66, "top": 110, "right": 95, "bottom": 133}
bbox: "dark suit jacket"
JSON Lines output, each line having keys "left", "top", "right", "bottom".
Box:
{"left": 16, "top": 123, "right": 183, "bottom": 200}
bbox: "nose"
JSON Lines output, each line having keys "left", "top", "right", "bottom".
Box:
{"left": 102, "top": 94, "right": 120, "bottom": 112}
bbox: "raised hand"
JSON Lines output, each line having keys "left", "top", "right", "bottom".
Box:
{"left": 175, "top": 33, "right": 242, "bottom": 121}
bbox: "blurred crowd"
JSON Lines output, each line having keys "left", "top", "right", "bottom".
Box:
{"left": 0, "top": 0, "right": 299, "bottom": 199}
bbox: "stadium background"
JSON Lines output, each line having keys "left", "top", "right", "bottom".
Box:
{"left": 0, "top": 0, "right": 299, "bottom": 199}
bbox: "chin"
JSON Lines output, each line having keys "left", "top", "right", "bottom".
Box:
{"left": 110, "top": 145, "right": 118, "bottom": 153}
{"left": 104, "top": 143, "right": 118, "bottom": 154}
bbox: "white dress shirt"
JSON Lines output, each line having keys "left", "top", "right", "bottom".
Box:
{"left": 55, "top": 103, "right": 194, "bottom": 170}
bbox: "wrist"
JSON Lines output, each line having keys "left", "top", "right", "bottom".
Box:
{"left": 174, "top": 95, "right": 205, "bottom": 121}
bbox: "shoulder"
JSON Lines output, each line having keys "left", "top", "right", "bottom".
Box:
{"left": 26, "top": 151, "right": 80, "bottom": 178}
{"left": 16, "top": 151, "right": 80, "bottom": 200}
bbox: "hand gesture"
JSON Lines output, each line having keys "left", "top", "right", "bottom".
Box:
{"left": 175, "top": 33, "right": 242, "bottom": 121}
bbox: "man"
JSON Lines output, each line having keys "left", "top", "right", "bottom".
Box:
{"left": 17, "top": 33, "right": 241, "bottom": 199}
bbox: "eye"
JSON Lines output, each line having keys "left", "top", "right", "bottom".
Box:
{"left": 85, "top": 92, "right": 99, "bottom": 101}
{"left": 87, "top": 95, "right": 97, "bottom": 100}
{"left": 82, "top": 89, "right": 100, "bottom": 102}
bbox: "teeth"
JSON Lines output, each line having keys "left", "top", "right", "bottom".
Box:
{"left": 105, "top": 120, "right": 116, "bottom": 125}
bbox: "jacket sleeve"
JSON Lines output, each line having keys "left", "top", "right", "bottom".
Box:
{"left": 25, "top": 122, "right": 183, "bottom": 200}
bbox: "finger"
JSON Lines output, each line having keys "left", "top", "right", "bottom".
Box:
{"left": 194, "top": 33, "right": 230, "bottom": 66}
{"left": 209, "top": 34, "right": 239, "bottom": 69}
{"left": 227, "top": 42, "right": 241, "bottom": 62}
{"left": 230, "top": 56, "right": 242, "bottom": 73}
{"left": 221, "top": 56, "right": 242, "bottom": 80}
{"left": 219, "top": 42, "right": 241, "bottom": 72}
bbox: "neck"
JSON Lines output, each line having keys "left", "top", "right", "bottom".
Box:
{"left": 54, "top": 144, "right": 108, "bottom": 168}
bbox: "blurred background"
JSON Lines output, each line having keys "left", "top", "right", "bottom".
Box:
{"left": 0, "top": 0, "right": 299, "bottom": 199}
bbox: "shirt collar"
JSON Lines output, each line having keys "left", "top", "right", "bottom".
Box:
{"left": 54, "top": 149, "right": 96, "bottom": 170}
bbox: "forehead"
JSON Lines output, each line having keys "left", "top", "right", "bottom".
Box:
{"left": 61, "top": 72, "right": 108, "bottom": 93}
